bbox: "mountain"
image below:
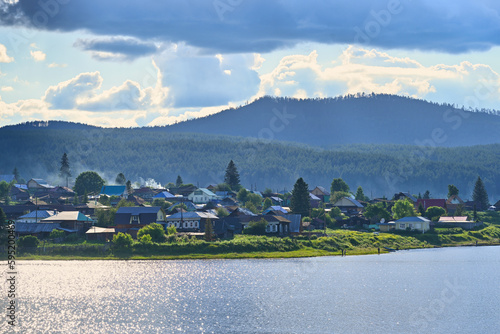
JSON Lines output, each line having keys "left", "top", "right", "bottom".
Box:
{"left": 160, "top": 94, "right": 500, "bottom": 147}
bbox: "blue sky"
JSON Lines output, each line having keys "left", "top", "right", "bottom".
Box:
{"left": 1, "top": 0, "right": 500, "bottom": 127}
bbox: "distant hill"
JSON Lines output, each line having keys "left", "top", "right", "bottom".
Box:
{"left": 159, "top": 94, "right": 500, "bottom": 147}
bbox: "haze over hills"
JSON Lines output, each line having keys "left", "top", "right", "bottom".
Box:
{"left": 160, "top": 94, "right": 500, "bottom": 147}
{"left": 1, "top": 94, "right": 499, "bottom": 199}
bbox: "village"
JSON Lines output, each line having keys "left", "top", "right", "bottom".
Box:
{"left": 1, "top": 160, "right": 498, "bottom": 254}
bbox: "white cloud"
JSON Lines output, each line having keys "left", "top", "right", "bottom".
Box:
{"left": 44, "top": 72, "right": 103, "bottom": 109}
{"left": 30, "top": 50, "right": 46, "bottom": 62}
{"left": 0, "top": 44, "right": 14, "bottom": 63}
{"left": 48, "top": 63, "right": 68, "bottom": 68}
{"left": 1, "top": 86, "right": 14, "bottom": 92}
{"left": 256, "top": 45, "right": 500, "bottom": 108}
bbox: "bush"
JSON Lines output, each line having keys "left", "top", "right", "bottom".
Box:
{"left": 112, "top": 232, "right": 133, "bottom": 250}
{"left": 18, "top": 235, "right": 40, "bottom": 248}
{"left": 137, "top": 223, "right": 166, "bottom": 243}
{"left": 49, "top": 229, "right": 65, "bottom": 239}
{"left": 243, "top": 218, "right": 268, "bottom": 235}
{"left": 166, "top": 225, "right": 177, "bottom": 235}
{"left": 139, "top": 234, "right": 153, "bottom": 245}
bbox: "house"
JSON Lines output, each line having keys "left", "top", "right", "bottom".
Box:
{"left": 100, "top": 185, "right": 127, "bottom": 198}
{"left": 27, "top": 178, "right": 54, "bottom": 191}
{"left": 41, "top": 211, "right": 94, "bottom": 234}
{"left": 132, "top": 187, "right": 160, "bottom": 200}
{"left": 310, "top": 186, "right": 330, "bottom": 203}
{"left": 16, "top": 210, "right": 56, "bottom": 223}
{"left": 166, "top": 200, "right": 197, "bottom": 213}
{"left": 127, "top": 194, "right": 146, "bottom": 206}
{"left": 309, "top": 193, "right": 321, "bottom": 208}
{"left": 14, "top": 222, "right": 66, "bottom": 238}
{"left": 332, "top": 197, "right": 364, "bottom": 214}
{"left": 262, "top": 206, "right": 289, "bottom": 215}
{"left": 188, "top": 188, "right": 220, "bottom": 204}
{"left": 394, "top": 216, "right": 430, "bottom": 232}
{"left": 494, "top": 200, "right": 500, "bottom": 211}
{"left": 171, "top": 184, "right": 198, "bottom": 197}
{"left": 445, "top": 195, "right": 465, "bottom": 215}
{"left": 165, "top": 211, "right": 219, "bottom": 232}
{"left": 415, "top": 199, "right": 447, "bottom": 212}
{"left": 437, "top": 216, "right": 482, "bottom": 230}
{"left": 378, "top": 221, "right": 396, "bottom": 232}
{"left": 114, "top": 206, "right": 167, "bottom": 238}
{"left": 9, "top": 186, "right": 30, "bottom": 201}
{"left": 86, "top": 226, "right": 116, "bottom": 241}
{"left": 270, "top": 196, "right": 284, "bottom": 206}
{"left": 393, "top": 192, "right": 417, "bottom": 203}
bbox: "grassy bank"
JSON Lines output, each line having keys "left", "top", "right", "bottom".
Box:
{"left": 13, "top": 225, "right": 500, "bottom": 261}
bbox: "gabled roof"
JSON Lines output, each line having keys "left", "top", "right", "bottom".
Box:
{"left": 309, "top": 193, "right": 321, "bottom": 201}
{"left": 190, "top": 188, "right": 218, "bottom": 197}
{"left": 395, "top": 192, "right": 417, "bottom": 202}
{"left": 312, "top": 186, "right": 330, "bottom": 195}
{"left": 100, "top": 185, "right": 126, "bottom": 197}
{"left": 86, "top": 226, "right": 116, "bottom": 234}
{"left": 28, "top": 178, "right": 53, "bottom": 188}
{"left": 438, "top": 216, "right": 470, "bottom": 223}
{"left": 42, "top": 211, "right": 93, "bottom": 222}
{"left": 116, "top": 206, "right": 163, "bottom": 215}
{"left": 15, "top": 222, "right": 62, "bottom": 234}
{"left": 333, "top": 197, "right": 364, "bottom": 208}
{"left": 446, "top": 195, "right": 465, "bottom": 205}
{"left": 416, "top": 199, "right": 447, "bottom": 209}
{"left": 263, "top": 206, "right": 288, "bottom": 214}
{"left": 153, "top": 191, "right": 175, "bottom": 199}
{"left": 167, "top": 211, "right": 218, "bottom": 220}
{"left": 395, "top": 216, "right": 430, "bottom": 223}
{"left": 17, "top": 210, "right": 56, "bottom": 219}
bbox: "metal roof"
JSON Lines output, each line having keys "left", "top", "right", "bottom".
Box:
{"left": 42, "top": 211, "right": 93, "bottom": 222}
{"left": 17, "top": 210, "right": 56, "bottom": 219}
{"left": 116, "top": 206, "right": 163, "bottom": 215}
{"left": 86, "top": 226, "right": 116, "bottom": 234}
{"left": 15, "top": 222, "right": 61, "bottom": 234}
{"left": 152, "top": 191, "right": 175, "bottom": 199}
{"left": 100, "top": 185, "right": 126, "bottom": 196}
{"left": 395, "top": 216, "right": 430, "bottom": 223}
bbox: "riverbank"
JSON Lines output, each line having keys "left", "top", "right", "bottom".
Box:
{"left": 14, "top": 225, "right": 500, "bottom": 261}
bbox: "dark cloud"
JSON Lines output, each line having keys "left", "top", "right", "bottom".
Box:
{"left": 73, "top": 37, "right": 158, "bottom": 60}
{"left": 1, "top": 0, "right": 500, "bottom": 54}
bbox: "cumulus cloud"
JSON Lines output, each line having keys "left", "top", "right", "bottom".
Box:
{"left": 0, "top": 43, "right": 14, "bottom": 62}
{"left": 44, "top": 72, "right": 103, "bottom": 109}
{"left": 74, "top": 37, "right": 159, "bottom": 61}
{"left": 30, "top": 49, "right": 46, "bottom": 61}
{"left": 256, "top": 46, "right": 500, "bottom": 107}
{"left": 155, "top": 44, "right": 260, "bottom": 107}
{"left": 2, "top": 0, "right": 500, "bottom": 54}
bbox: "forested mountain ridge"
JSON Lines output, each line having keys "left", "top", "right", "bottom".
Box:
{"left": 0, "top": 125, "right": 499, "bottom": 199}
{"left": 158, "top": 94, "right": 500, "bottom": 147}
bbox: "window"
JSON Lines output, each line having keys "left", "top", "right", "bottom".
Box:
{"left": 132, "top": 215, "right": 139, "bottom": 224}
{"left": 399, "top": 224, "right": 405, "bottom": 229}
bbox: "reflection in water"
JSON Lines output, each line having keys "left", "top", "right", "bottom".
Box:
{"left": 8, "top": 246, "right": 500, "bottom": 333}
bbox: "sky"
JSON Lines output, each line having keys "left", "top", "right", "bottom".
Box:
{"left": 1, "top": 0, "right": 500, "bottom": 128}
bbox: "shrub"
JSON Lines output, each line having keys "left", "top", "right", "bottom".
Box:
{"left": 137, "top": 223, "right": 166, "bottom": 243}
{"left": 243, "top": 218, "right": 268, "bottom": 235}
{"left": 49, "top": 229, "right": 65, "bottom": 239}
{"left": 166, "top": 225, "right": 177, "bottom": 235}
{"left": 18, "top": 235, "right": 40, "bottom": 248}
{"left": 112, "top": 232, "right": 133, "bottom": 250}
{"left": 139, "top": 234, "right": 153, "bottom": 245}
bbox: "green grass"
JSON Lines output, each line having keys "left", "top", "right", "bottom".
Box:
{"left": 15, "top": 225, "right": 500, "bottom": 261}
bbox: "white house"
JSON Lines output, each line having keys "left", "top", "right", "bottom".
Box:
{"left": 187, "top": 188, "right": 220, "bottom": 204}
{"left": 394, "top": 216, "right": 430, "bottom": 232}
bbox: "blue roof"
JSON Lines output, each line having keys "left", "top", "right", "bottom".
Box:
{"left": 0, "top": 174, "right": 15, "bottom": 183}
{"left": 116, "top": 206, "right": 162, "bottom": 215}
{"left": 18, "top": 210, "right": 55, "bottom": 219}
{"left": 153, "top": 191, "right": 175, "bottom": 199}
{"left": 167, "top": 211, "right": 204, "bottom": 219}
{"left": 395, "top": 216, "right": 430, "bottom": 223}
{"left": 100, "top": 185, "right": 126, "bottom": 196}
{"left": 263, "top": 206, "right": 288, "bottom": 214}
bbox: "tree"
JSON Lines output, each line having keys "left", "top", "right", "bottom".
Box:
{"left": 139, "top": 234, "right": 153, "bottom": 245}
{"left": 216, "top": 207, "right": 229, "bottom": 218}
{"left": 355, "top": 186, "right": 369, "bottom": 202}
{"left": 290, "top": 177, "right": 310, "bottom": 217}
{"left": 49, "top": 229, "right": 65, "bottom": 239}
{"left": 224, "top": 160, "right": 241, "bottom": 190}
{"left": 12, "top": 167, "right": 20, "bottom": 182}
{"left": 245, "top": 201, "right": 258, "bottom": 214}
{"left": 176, "top": 175, "right": 183, "bottom": 187}
{"left": 0, "top": 181, "right": 11, "bottom": 202}
{"left": 74, "top": 171, "right": 105, "bottom": 195}
{"left": 115, "top": 173, "right": 126, "bottom": 185}
{"left": 237, "top": 188, "right": 249, "bottom": 203}
{"left": 99, "top": 195, "right": 110, "bottom": 206}
{"left": 447, "top": 184, "right": 459, "bottom": 198}
{"left": 364, "top": 203, "right": 391, "bottom": 223}
{"left": 137, "top": 223, "right": 166, "bottom": 243}
{"left": 82, "top": 190, "right": 89, "bottom": 204}
{"left": 329, "top": 207, "right": 342, "bottom": 219}
{"left": 59, "top": 153, "right": 71, "bottom": 187}
{"left": 0, "top": 208, "right": 8, "bottom": 246}
{"left": 417, "top": 202, "right": 425, "bottom": 216}
{"left": 424, "top": 206, "right": 446, "bottom": 221}
{"left": 331, "top": 178, "right": 350, "bottom": 194}
{"left": 204, "top": 218, "right": 215, "bottom": 241}
{"left": 166, "top": 225, "right": 177, "bottom": 235}
{"left": 472, "top": 176, "right": 489, "bottom": 210}
{"left": 246, "top": 193, "right": 262, "bottom": 208}
{"left": 243, "top": 218, "right": 268, "bottom": 235}
{"left": 391, "top": 198, "right": 417, "bottom": 220}
{"left": 126, "top": 180, "right": 132, "bottom": 194}
{"left": 330, "top": 191, "right": 351, "bottom": 205}
{"left": 262, "top": 197, "right": 273, "bottom": 211}
{"left": 263, "top": 188, "right": 273, "bottom": 196}
{"left": 423, "top": 190, "right": 431, "bottom": 199}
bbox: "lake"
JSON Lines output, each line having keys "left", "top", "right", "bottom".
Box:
{"left": 4, "top": 246, "right": 500, "bottom": 333}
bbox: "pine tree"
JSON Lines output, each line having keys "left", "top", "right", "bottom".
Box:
{"left": 423, "top": 190, "right": 430, "bottom": 199}
{"left": 12, "top": 167, "right": 20, "bottom": 182}
{"left": 176, "top": 175, "right": 183, "bottom": 187}
{"left": 472, "top": 176, "right": 489, "bottom": 211}
{"left": 204, "top": 218, "right": 214, "bottom": 242}
{"left": 115, "top": 173, "right": 126, "bottom": 185}
{"left": 355, "top": 186, "right": 368, "bottom": 201}
{"left": 224, "top": 160, "right": 241, "bottom": 190}
{"left": 291, "top": 177, "right": 310, "bottom": 217}
{"left": 59, "top": 153, "right": 71, "bottom": 187}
